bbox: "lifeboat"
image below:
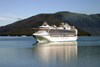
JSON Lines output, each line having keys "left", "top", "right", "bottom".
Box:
{"left": 50, "top": 35, "right": 60, "bottom": 37}
{"left": 64, "top": 35, "right": 75, "bottom": 37}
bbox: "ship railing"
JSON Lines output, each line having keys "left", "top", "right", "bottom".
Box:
{"left": 70, "top": 26, "right": 75, "bottom": 29}
{"left": 33, "top": 27, "right": 76, "bottom": 33}
{"left": 33, "top": 27, "right": 76, "bottom": 30}
{"left": 33, "top": 28, "right": 50, "bottom": 33}
{"left": 33, "top": 28, "right": 49, "bottom": 29}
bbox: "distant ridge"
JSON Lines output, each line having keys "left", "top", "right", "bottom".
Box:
{"left": 1, "top": 11, "right": 100, "bottom": 36}
{"left": 56, "top": 11, "right": 100, "bottom": 35}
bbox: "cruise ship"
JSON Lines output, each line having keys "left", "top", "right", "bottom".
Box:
{"left": 33, "top": 22, "right": 78, "bottom": 42}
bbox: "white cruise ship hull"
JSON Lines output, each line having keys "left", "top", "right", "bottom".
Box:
{"left": 33, "top": 35, "right": 77, "bottom": 42}
{"left": 33, "top": 22, "right": 78, "bottom": 43}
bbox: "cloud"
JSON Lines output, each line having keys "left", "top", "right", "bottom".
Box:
{"left": 1, "top": 13, "right": 23, "bottom": 19}
{"left": 0, "top": 17, "right": 15, "bottom": 20}
{"left": 0, "top": 13, "right": 32, "bottom": 21}
{"left": 7, "top": 14, "right": 22, "bottom": 18}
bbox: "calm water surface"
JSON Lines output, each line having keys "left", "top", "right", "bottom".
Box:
{"left": 0, "top": 36, "right": 100, "bottom": 67}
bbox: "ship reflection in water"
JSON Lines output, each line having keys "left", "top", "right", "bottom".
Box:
{"left": 33, "top": 41, "right": 77, "bottom": 67}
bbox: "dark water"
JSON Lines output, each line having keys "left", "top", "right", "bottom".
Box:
{"left": 0, "top": 36, "right": 100, "bottom": 67}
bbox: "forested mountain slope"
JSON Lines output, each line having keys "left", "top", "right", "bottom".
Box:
{"left": 1, "top": 11, "right": 99, "bottom": 36}
{"left": 57, "top": 11, "right": 100, "bottom": 35}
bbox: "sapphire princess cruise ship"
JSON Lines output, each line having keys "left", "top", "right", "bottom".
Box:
{"left": 33, "top": 22, "right": 78, "bottom": 42}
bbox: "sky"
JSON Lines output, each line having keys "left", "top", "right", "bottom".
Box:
{"left": 0, "top": 0, "right": 100, "bottom": 26}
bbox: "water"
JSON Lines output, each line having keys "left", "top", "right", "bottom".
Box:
{"left": 0, "top": 36, "right": 100, "bottom": 67}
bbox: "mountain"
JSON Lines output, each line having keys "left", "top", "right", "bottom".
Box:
{"left": 0, "top": 14, "right": 62, "bottom": 36}
{"left": 57, "top": 11, "right": 100, "bottom": 35}
{"left": 1, "top": 11, "right": 99, "bottom": 36}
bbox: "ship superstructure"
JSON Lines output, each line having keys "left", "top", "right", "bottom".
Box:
{"left": 33, "top": 22, "right": 78, "bottom": 42}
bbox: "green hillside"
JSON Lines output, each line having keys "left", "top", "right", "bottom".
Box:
{"left": 0, "top": 12, "right": 94, "bottom": 36}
